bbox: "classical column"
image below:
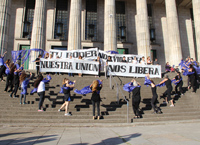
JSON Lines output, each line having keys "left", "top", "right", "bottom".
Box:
{"left": 30, "top": 0, "right": 47, "bottom": 69}
{"left": 135, "top": 0, "right": 150, "bottom": 59}
{"left": 104, "top": 0, "right": 117, "bottom": 51}
{"left": 0, "top": 0, "right": 11, "bottom": 55}
{"left": 192, "top": 0, "right": 200, "bottom": 61}
{"left": 165, "top": 0, "right": 182, "bottom": 66}
{"left": 68, "top": 0, "right": 82, "bottom": 50}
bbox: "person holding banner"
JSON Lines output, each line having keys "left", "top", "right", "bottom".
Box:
{"left": 106, "top": 56, "right": 112, "bottom": 78}
{"left": 147, "top": 56, "right": 152, "bottom": 65}
{"left": 159, "top": 75, "right": 174, "bottom": 107}
{"left": 35, "top": 55, "right": 42, "bottom": 76}
{"left": 68, "top": 56, "right": 73, "bottom": 77}
{"left": 0, "top": 51, "right": 7, "bottom": 81}
{"left": 78, "top": 56, "right": 83, "bottom": 77}
{"left": 95, "top": 56, "right": 101, "bottom": 77}
{"left": 132, "top": 57, "right": 138, "bottom": 64}
{"left": 58, "top": 78, "right": 76, "bottom": 116}
{"left": 140, "top": 57, "right": 146, "bottom": 65}
{"left": 131, "top": 79, "right": 141, "bottom": 119}
{"left": 90, "top": 80, "right": 103, "bottom": 120}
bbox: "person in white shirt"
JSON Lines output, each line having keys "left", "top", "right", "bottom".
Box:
{"left": 33, "top": 74, "right": 51, "bottom": 112}
{"left": 132, "top": 57, "right": 138, "bottom": 64}
{"left": 140, "top": 56, "right": 146, "bottom": 65}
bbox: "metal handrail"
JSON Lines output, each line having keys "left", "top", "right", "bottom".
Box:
{"left": 106, "top": 69, "right": 129, "bottom": 123}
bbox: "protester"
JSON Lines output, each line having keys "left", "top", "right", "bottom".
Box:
{"left": 0, "top": 51, "right": 7, "bottom": 81}
{"left": 165, "top": 62, "right": 171, "bottom": 72}
{"left": 132, "top": 57, "right": 138, "bottom": 64}
{"left": 106, "top": 56, "right": 112, "bottom": 78}
{"left": 78, "top": 55, "right": 83, "bottom": 77}
{"left": 130, "top": 79, "right": 141, "bottom": 118}
{"left": 121, "top": 56, "right": 127, "bottom": 63}
{"left": 159, "top": 74, "right": 174, "bottom": 107}
{"left": 140, "top": 57, "right": 146, "bottom": 65}
{"left": 55, "top": 55, "right": 61, "bottom": 75}
{"left": 33, "top": 74, "right": 51, "bottom": 111}
{"left": 10, "top": 65, "right": 23, "bottom": 98}
{"left": 58, "top": 78, "right": 76, "bottom": 116}
{"left": 145, "top": 75, "right": 162, "bottom": 114}
{"left": 90, "top": 80, "right": 103, "bottom": 120}
{"left": 19, "top": 71, "right": 32, "bottom": 104}
{"left": 35, "top": 55, "right": 42, "bottom": 76}
{"left": 4, "top": 62, "right": 15, "bottom": 92}
{"left": 68, "top": 56, "right": 73, "bottom": 77}
{"left": 95, "top": 56, "right": 101, "bottom": 78}
{"left": 147, "top": 56, "right": 152, "bottom": 65}
{"left": 188, "top": 64, "right": 197, "bottom": 93}
{"left": 153, "top": 58, "right": 159, "bottom": 65}
{"left": 173, "top": 72, "right": 183, "bottom": 95}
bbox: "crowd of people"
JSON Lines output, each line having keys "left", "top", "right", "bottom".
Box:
{"left": 0, "top": 51, "right": 199, "bottom": 120}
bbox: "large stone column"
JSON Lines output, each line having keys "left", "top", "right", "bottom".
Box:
{"left": 0, "top": 0, "right": 11, "bottom": 55}
{"left": 165, "top": 0, "right": 182, "bottom": 66}
{"left": 135, "top": 0, "right": 150, "bottom": 59}
{"left": 68, "top": 0, "right": 82, "bottom": 50}
{"left": 192, "top": 0, "right": 200, "bottom": 61}
{"left": 30, "top": 0, "right": 47, "bottom": 69}
{"left": 104, "top": 0, "right": 117, "bottom": 51}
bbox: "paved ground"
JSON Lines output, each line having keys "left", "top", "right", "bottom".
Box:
{"left": 1, "top": 122, "right": 200, "bottom": 145}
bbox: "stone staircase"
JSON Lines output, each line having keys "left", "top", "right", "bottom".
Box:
{"left": 0, "top": 72, "right": 200, "bottom": 126}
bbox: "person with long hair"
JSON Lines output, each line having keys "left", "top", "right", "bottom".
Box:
{"left": 4, "top": 62, "right": 15, "bottom": 92}
{"left": 173, "top": 72, "right": 184, "bottom": 95}
{"left": 0, "top": 51, "right": 7, "bottom": 81}
{"left": 146, "top": 75, "right": 162, "bottom": 114}
{"left": 159, "top": 74, "right": 174, "bottom": 107}
{"left": 131, "top": 79, "right": 141, "bottom": 118}
{"left": 58, "top": 78, "right": 76, "bottom": 116}
{"left": 19, "top": 71, "right": 32, "bottom": 104}
{"left": 188, "top": 64, "right": 197, "bottom": 93}
{"left": 33, "top": 74, "right": 51, "bottom": 111}
{"left": 90, "top": 80, "right": 103, "bottom": 120}
{"left": 10, "top": 65, "right": 23, "bottom": 98}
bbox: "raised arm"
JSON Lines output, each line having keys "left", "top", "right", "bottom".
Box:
{"left": 2, "top": 51, "right": 7, "bottom": 57}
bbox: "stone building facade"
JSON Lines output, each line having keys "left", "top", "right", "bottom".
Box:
{"left": 0, "top": 0, "right": 199, "bottom": 70}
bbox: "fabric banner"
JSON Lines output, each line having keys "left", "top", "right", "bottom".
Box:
{"left": 49, "top": 48, "right": 98, "bottom": 60}
{"left": 49, "top": 48, "right": 143, "bottom": 63}
{"left": 98, "top": 50, "right": 143, "bottom": 63}
{"left": 12, "top": 48, "right": 48, "bottom": 64}
{"left": 107, "top": 62, "right": 162, "bottom": 78}
{"left": 40, "top": 58, "right": 99, "bottom": 75}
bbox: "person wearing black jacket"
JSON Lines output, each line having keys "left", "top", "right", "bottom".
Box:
{"left": 159, "top": 75, "right": 174, "bottom": 107}
{"left": 9, "top": 67, "right": 22, "bottom": 98}
{"left": 188, "top": 64, "right": 197, "bottom": 93}
{"left": 131, "top": 80, "right": 141, "bottom": 118}
{"left": 146, "top": 74, "right": 162, "bottom": 114}
{"left": 4, "top": 63, "right": 15, "bottom": 92}
{"left": 90, "top": 80, "right": 103, "bottom": 120}
{"left": 173, "top": 72, "right": 183, "bottom": 95}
